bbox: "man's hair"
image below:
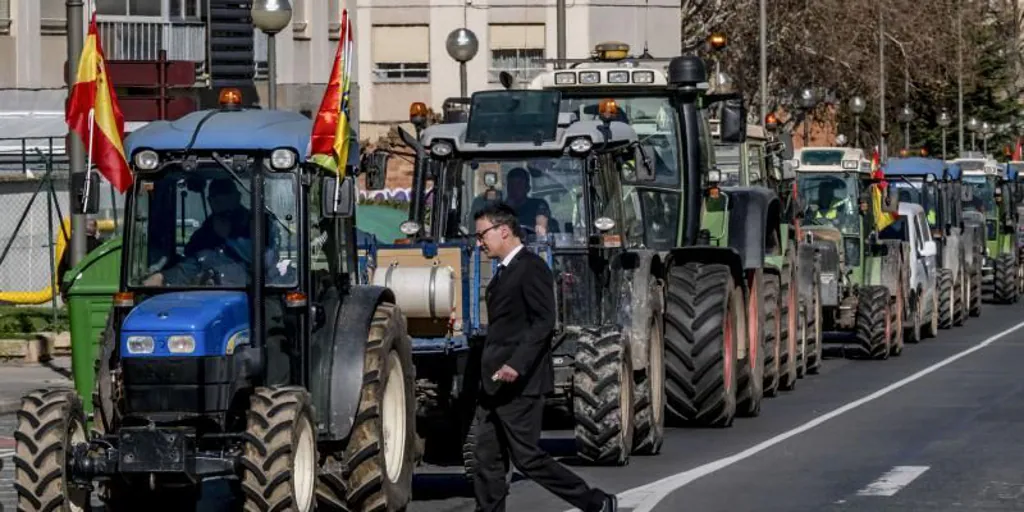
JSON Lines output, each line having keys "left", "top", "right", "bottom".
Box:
{"left": 209, "top": 178, "right": 239, "bottom": 198}
{"left": 507, "top": 167, "right": 530, "bottom": 182}
{"left": 474, "top": 202, "right": 522, "bottom": 238}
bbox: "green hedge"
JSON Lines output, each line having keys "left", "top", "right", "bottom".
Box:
{"left": 0, "top": 306, "right": 68, "bottom": 337}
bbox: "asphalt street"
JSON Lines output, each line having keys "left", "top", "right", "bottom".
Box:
{"left": 3, "top": 306, "right": 1024, "bottom": 511}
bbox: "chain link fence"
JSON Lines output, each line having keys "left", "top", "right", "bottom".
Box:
{"left": 0, "top": 137, "right": 123, "bottom": 327}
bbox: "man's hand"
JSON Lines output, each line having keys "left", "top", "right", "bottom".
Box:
{"left": 143, "top": 273, "right": 164, "bottom": 286}
{"left": 491, "top": 365, "right": 519, "bottom": 383}
{"left": 535, "top": 214, "right": 549, "bottom": 236}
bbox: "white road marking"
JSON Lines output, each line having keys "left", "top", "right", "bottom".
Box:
{"left": 562, "top": 319, "right": 1024, "bottom": 512}
{"left": 856, "top": 466, "right": 930, "bottom": 496}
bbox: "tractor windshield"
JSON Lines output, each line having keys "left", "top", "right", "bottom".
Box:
{"left": 797, "top": 173, "right": 861, "bottom": 235}
{"left": 892, "top": 179, "right": 939, "bottom": 227}
{"left": 714, "top": 144, "right": 742, "bottom": 187}
{"left": 463, "top": 155, "right": 593, "bottom": 244}
{"left": 962, "top": 175, "right": 996, "bottom": 217}
{"left": 126, "top": 165, "right": 299, "bottom": 289}
{"left": 560, "top": 96, "right": 680, "bottom": 187}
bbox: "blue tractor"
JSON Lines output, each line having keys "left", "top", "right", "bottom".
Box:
{"left": 13, "top": 90, "right": 417, "bottom": 511}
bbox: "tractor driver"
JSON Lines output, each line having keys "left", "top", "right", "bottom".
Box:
{"left": 506, "top": 167, "right": 552, "bottom": 236}
{"left": 143, "top": 178, "right": 276, "bottom": 287}
{"left": 811, "top": 179, "right": 852, "bottom": 225}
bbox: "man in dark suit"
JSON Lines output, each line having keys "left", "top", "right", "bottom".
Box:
{"left": 472, "top": 203, "right": 616, "bottom": 512}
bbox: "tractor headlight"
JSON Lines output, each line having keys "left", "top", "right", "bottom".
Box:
{"left": 632, "top": 71, "right": 655, "bottom": 84}
{"left": 126, "top": 335, "right": 155, "bottom": 354}
{"left": 133, "top": 150, "right": 159, "bottom": 170}
{"left": 400, "top": 220, "right": 421, "bottom": 236}
{"left": 431, "top": 141, "right": 453, "bottom": 158}
{"left": 594, "top": 217, "right": 616, "bottom": 232}
{"left": 555, "top": 72, "right": 577, "bottom": 85}
{"left": 707, "top": 169, "right": 722, "bottom": 184}
{"left": 608, "top": 71, "right": 629, "bottom": 84}
{"left": 270, "top": 148, "right": 297, "bottom": 170}
{"left": 167, "top": 335, "right": 196, "bottom": 354}
{"left": 569, "top": 137, "right": 593, "bottom": 154}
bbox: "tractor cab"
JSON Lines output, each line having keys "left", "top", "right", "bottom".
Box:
{"left": 711, "top": 120, "right": 770, "bottom": 188}
{"left": 882, "top": 157, "right": 951, "bottom": 236}
{"left": 793, "top": 147, "right": 872, "bottom": 237}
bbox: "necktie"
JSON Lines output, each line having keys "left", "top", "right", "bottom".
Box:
{"left": 493, "top": 263, "right": 505, "bottom": 284}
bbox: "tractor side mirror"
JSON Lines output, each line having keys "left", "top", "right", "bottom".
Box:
{"left": 882, "top": 185, "right": 900, "bottom": 213}
{"left": 719, "top": 99, "right": 746, "bottom": 144}
{"left": 920, "top": 240, "right": 937, "bottom": 258}
{"left": 925, "top": 173, "right": 937, "bottom": 184}
{"left": 631, "top": 145, "right": 657, "bottom": 182}
{"left": 499, "top": 71, "right": 516, "bottom": 90}
{"left": 71, "top": 171, "right": 100, "bottom": 214}
{"left": 360, "top": 150, "right": 390, "bottom": 191}
{"left": 322, "top": 176, "right": 356, "bottom": 218}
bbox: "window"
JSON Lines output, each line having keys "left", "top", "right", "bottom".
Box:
{"left": 169, "top": 0, "right": 205, "bottom": 19}
{"left": 0, "top": 0, "right": 11, "bottom": 21}
{"left": 489, "top": 24, "right": 545, "bottom": 83}
{"left": 372, "top": 25, "right": 429, "bottom": 82}
{"left": 95, "top": 0, "right": 162, "bottom": 17}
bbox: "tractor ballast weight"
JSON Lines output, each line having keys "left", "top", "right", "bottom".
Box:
{"left": 14, "top": 98, "right": 418, "bottom": 512}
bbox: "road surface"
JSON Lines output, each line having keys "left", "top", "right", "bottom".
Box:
{"left": 3, "top": 306, "right": 1024, "bottom": 511}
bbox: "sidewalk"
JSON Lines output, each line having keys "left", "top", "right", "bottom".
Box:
{"left": 0, "top": 356, "right": 73, "bottom": 414}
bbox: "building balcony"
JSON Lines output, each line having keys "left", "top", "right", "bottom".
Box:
{"left": 96, "top": 19, "right": 206, "bottom": 65}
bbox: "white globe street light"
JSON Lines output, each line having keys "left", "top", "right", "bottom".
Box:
{"left": 252, "top": 0, "right": 293, "bottom": 109}
{"left": 446, "top": 28, "right": 479, "bottom": 97}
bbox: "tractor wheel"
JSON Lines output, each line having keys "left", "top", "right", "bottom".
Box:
{"left": 13, "top": 389, "right": 91, "bottom": 512}
{"left": 806, "top": 276, "right": 823, "bottom": 375}
{"left": 762, "top": 273, "right": 782, "bottom": 397}
{"left": 664, "top": 262, "right": 740, "bottom": 428}
{"left": 937, "top": 269, "right": 954, "bottom": 329}
{"left": 796, "top": 298, "right": 810, "bottom": 378}
{"left": 953, "top": 272, "right": 966, "bottom": 327}
{"left": 922, "top": 284, "right": 939, "bottom": 339}
{"left": 969, "top": 266, "right": 983, "bottom": 317}
{"left": 778, "top": 260, "right": 799, "bottom": 391}
{"left": 995, "top": 254, "right": 1017, "bottom": 303}
{"left": 852, "top": 285, "right": 891, "bottom": 360}
{"left": 633, "top": 279, "right": 665, "bottom": 456}
{"left": 317, "top": 302, "right": 416, "bottom": 512}
{"left": 906, "top": 292, "right": 923, "bottom": 343}
{"left": 889, "top": 289, "right": 904, "bottom": 357}
{"left": 737, "top": 270, "right": 764, "bottom": 418}
{"left": 240, "top": 387, "right": 318, "bottom": 512}
{"left": 573, "top": 325, "right": 634, "bottom": 465}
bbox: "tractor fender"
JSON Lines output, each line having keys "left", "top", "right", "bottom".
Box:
{"left": 942, "top": 232, "right": 963, "bottom": 277}
{"left": 613, "top": 250, "right": 664, "bottom": 371}
{"left": 723, "top": 187, "right": 782, "bottom": 270}
{"left": 667, "top": 246, "right": 745, "bottom": 288}
{"left": 875, "top": 239, "right": 907, "bottom": 299}
{"left": 311, "top": 284, "right": 396, "bottom": 442}
{"left": 796, "top": 242, "right": 822, "bottom": 305}
{"left": 810, "top": 240, "right": 840, "bottom": 307}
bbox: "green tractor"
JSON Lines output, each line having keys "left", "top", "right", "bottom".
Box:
{"left": 793, "top": 147, "right": 908, "bottom": 360}
{"left": 711, "top": 120, "right": 823, "bottom": 397}
{"left": 952, "top": 153, "right": 1022, "bottom": 303}
{"left": 529, "top": 44, "right": 790, "bottom": 428}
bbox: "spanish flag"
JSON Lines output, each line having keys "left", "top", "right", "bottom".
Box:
{"left": 66, "top": 12, "right": 132, "bottom": 193}
{"left": 870, "top": 147, "right": 897, "bottom": 232}
{"left": 309, "top": 9, "right": 354, "bottom": 177}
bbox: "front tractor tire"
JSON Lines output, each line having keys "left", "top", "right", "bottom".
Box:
{"left": 994, "top": 254, "right": 1018, "bottom": 304}
{"left": 937, "top": 269, "right": 954, "bottom": 329}
{"left": 852, "top": 286, "right": 892, "bottom": 360}
{"left": 632, "top": 278, "right": 666, "bottom": 456}
{"left": 317, "top": 302, "right": 416, "bottom": 512}
{"left": 573, "top": 326, "right": 635, "bottom": 465}
{"left": 664, "top": 262, "right": 741, "bottom": 428}
{"left": 969, "top": 265, "right": 983, "bottom": 317}
{"left": 14, "top": 388, "right": 91, "bottom": 512}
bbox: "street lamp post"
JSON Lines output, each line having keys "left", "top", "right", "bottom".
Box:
{"left": 968, "top": 117, "right": 980, "bottom": 151}
{"left": 251, "top": 0, "right": 293, "bottom": 110}
{"left": 937, "top": 110, "right": 952, "bottom": 161}
{"left": 850, "top": 96, "right": 866, "bottom": 148}
{"left": 981, "top": 122, "right": 992, "bottom": 154}
{"left": 446, "top": 28, "right": 479, "bottom": 98}
{"left": 898, "top": 105, "right": 915, "bottom": 150}
{"left": 799, "top": 87, "right": 818, "bottom": 146}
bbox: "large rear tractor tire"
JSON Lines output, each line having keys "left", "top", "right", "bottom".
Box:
{"left": 762, "top": 274, "right": 782, "bottom": 397}
{"left": 633, "top": 279, "right": 666, "bottom": 456}
{"left": 889, "top": 288, "right": 904, "bottom": 357}
{"left": 922, "top": 285, "right": 939, "bottom": 339}
{"left": 779, "top": 261, "right": 799, "bottom": 391}
{"left": 574, "top": 326, "right": 634, "bottom": 465}
{"left": 937, "top": 269, "right": 954, "bottom": 329}
{"left": 316, "top": 302, "right": 416, "bottom": 512}
{"left": 953, "top": 272, "right": 966, "bottom": 327}
{"left": 994, "top": 254, "right": 1018, "bottom": 304}
{"left": 969, "top": 266, "right": 983, "bottom": 317}
{"left": 805, "top": 276, "right": 823, "bottom": 375}
{"left": 13, "top": 388, "right": 92, "bottom": 512}
{"left": 737, "top": 270, "right": 764, "bottom": 418}
{"left": 852, "top": 286, "right": 891, "bottom": 360}
{"left": 664, "top": 262, "right": 740, "bottom": 428}
{"left": 906, "top": 292, "right": 923, "bottom": 343}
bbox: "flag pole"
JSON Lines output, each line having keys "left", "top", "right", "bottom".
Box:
{"left": 67, "top": 0, "right": 88, "bottom": 268}
{"left": 332, "top": 16, "right": 350, "bottom": 210}
{"left": 82, "top": 108, "right": 95, "bottom": 213}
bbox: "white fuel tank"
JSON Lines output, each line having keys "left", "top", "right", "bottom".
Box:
{"left": 372, "top": 264, "right": 456, "bottom": 319}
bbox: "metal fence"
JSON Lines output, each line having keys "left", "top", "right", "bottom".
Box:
{"left": 0, "top": 139, "right": 123, "bottom": 314}
{"left": 96, "top": 19, "right": 207, "bottom": 63}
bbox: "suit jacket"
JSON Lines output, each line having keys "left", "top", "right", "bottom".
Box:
{"left": 480, "top": 247, "right": 556, "bottom": 397}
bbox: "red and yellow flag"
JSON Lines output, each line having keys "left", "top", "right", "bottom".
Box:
{"left": 309, "top": 9, "right": 354, "bottom": 176}
{"left": 870, "top": 146, "right": 897, "bottom": 232}
{"left": 66, "top": 12, "right": 132, "bottom": 193}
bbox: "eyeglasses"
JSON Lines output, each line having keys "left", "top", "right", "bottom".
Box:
{"left": 475, "top": 223, "right": 504, "bottom": 241}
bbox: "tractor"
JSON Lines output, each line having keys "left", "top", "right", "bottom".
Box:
{"left": 883, "top": 156, "right": 979, "bottom": 333}
{"left": 13, "top": 89, "right": 417, "bottom": 512}
{"left": 364, "top": 89, "right": 664, "bottom": 468}
{"left": 952, "top": 153, "right": 1022, "bottom": 303}
{"left": 792, "top": 147, "right": 908, "bottom": 360}
{"left": 529, "top": 43, "right": 791, "bottom": 429}
{"left": 711, "top": 119, "right": 824, "bottom": 397}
